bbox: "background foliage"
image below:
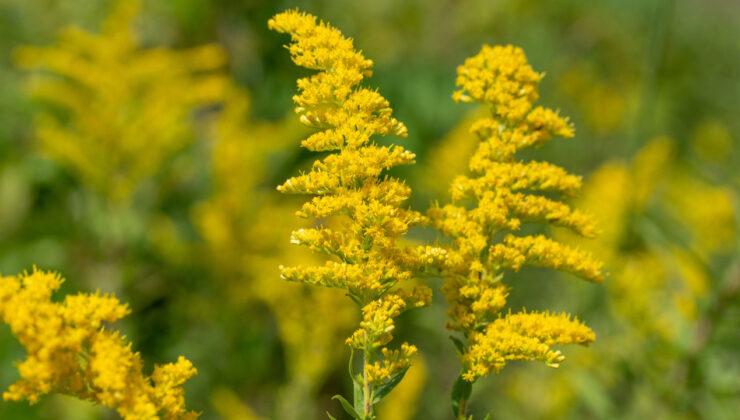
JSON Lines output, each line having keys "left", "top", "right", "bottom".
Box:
{"left": 0, "top": 0, "right": 738, "bottom": 419}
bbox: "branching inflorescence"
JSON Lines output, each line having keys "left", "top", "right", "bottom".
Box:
{"left": 269, "top": 10, "right": 432, "bottom": 419}
{"left": 428, "top": 45, "right": 604, "bottom": 418}
{"left": 0, "top": 269, "right": 197, "bottom": 419}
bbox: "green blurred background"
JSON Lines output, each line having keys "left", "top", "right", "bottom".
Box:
{"left": 0, "top": 0, "right": 738, "bottom": 419}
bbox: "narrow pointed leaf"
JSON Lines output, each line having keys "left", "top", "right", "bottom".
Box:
{"left": 449, "top": 335, "right": 466, "bottom": 355}
{"left": 333, "top": 394, "right": 362, "bottom": 420}
{"left": 372, "top": 365, "right": 410, "bottom": 404}
{"left": 451, "top": 374, "right": 473, "bottom": 417}
{"left": 353, "top": 376, "right": 364, "bottom": 412}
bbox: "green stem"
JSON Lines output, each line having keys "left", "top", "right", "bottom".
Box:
{"left": 363, "top": 347, "right": 375, "bottom": 418}
{"left": 458, "top": 398, "right": 468, "bottom": 420}
{"left": 451, "top": 373, "right": 473, "bottom": 419}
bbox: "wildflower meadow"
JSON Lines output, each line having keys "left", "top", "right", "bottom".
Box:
{"left": 0, "top": 1, "right": 738, "bottom": 419}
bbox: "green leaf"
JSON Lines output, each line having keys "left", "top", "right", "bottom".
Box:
{"left": 333, "top": 394, "right": 362, "bottom": 420}
{"left": 326, "top": 412, "right": 338, "bottom": 420}
{"left": 347, "top": 292, "right": 361, "bottom": 306}
{"left": 348, "top": 349, "right": 365, "bottom": 411}
{"left": 451, "top": 373, "right": 473, "bottom": 417}
{"left": 372, "top": 365, "right": 410, "bottom": 404}
{"left": 449, "top": 335, "right": 466, "bottom": 355}
{"left": 482, "top": 413, "right": 492, "bottom": 420}
{"left": 353, "top": 375, "right": 364, "bottom": 412}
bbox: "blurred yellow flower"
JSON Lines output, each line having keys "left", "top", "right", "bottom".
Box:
{"left": 665, "top": 172, "right": 736, "bottom": 255}
{"left": 692, "top": 119, "right": 733, "bottom": 164}
{"left": 560, "top": 136, "right": 736, "bottom": 339}
{"left": 210, "top": 387, "right": 265, "bottom": 420}
{"left": 418, "top": 110, "right": 485, "bottom": 198}
{"left": 193, "top": 86, "right": 356, "bottom": 416}
{"left": 15, "top": 0, "right": 229, "bottom": 201}
{"left": 558, "top": 61, "right": 634, "bottom": 133}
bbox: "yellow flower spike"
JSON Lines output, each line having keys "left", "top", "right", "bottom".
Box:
{"left": 364, "top": 344, "right": 418, "bottom": 385}
{"left": 452, "top": 161, "right": 582, "bottom": 199}
{"left": 452, "top": 45, "right": 542, "bottom": 112}
{"left": 462, "top": 311, "right": 595, "bottom": 381}
{"left": 491, "top": 234, "right": 605, "bottom": 283}
{"left": 430, "top": 45, "right": 603, "bottom": 417}
{"left": 0, "top": 269, "right": 198, "bottom": 419}
{"left": 347, "top": 287, "right": 432, "bottom": 351}
{"left": 271, "top": 9, "right": 432, "bottom": 417}
{"left": 152, "top": 357, "right": 199, "bottom": 419}
{"left": 14, "top": 0, "right": 229, "bottom": 202}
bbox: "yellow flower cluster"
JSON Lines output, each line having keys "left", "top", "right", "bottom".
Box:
{"left": 0, "top": 269, "right": 197, "bottom": 419}
{"left": 490, "top": 234, "right": 604, "bottom": 282}
{"left": 364, "top": 344, "right": 419, "bottom": 384}
{"left": 194, "top": 88, "right": 306, "bottom": 277}
{"left": 269, "top": 9, "right": 432, "bottom": 414}
{"left": 14, "top": 0, "right": 228, "bottom": 201}
{"left": 347, "top": 287, "right": 432, "bottom": 353}
{"left": 462, "top": 311, "right": 595, "bottom": 381}
{"left": 429, "top": 45, "right": 603, "bottom": 382}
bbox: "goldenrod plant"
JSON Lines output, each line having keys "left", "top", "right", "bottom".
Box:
{"left": 0, "top": 268, "right": 198, "bottom": 419}
{"left": 427, "top": 45, "right": 604, "bottom": 419}
{"left": 14, "top": 0, "right": 228, "bottom": 202}
{"left": 269, "top": 10, "right": 434, "bottom": 419}
{"left": 2, "top": 2, "right": 737, "bottom": 419}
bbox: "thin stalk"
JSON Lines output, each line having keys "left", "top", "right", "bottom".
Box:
{"left": 458, "top": 398, "right": 468, "bottom": 420}
{"left": 362, "top": 347, "right": 375, "bottom": 417}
